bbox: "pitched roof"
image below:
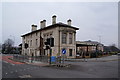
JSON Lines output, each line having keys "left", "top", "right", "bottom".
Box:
{"left": 21, "top": 22, "right": 79, "bottom": 37}
{"left": 76, "top": 40, "right": 103, "bottom": 46}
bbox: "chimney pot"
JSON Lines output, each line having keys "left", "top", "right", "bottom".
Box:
{"left": 43, "top": 20, "right": 46, "bottom": 22}
{"left": 52, "top": 15, "right": 56, "bottom": 18}
{"left": 67, "top": 19, "right": 72, "bottom": 26}
{"left": 40, "top": 21, "right": 43, "bottom": 23}
{"left": 43, "top": 20, "right": 46, "bottom": 28}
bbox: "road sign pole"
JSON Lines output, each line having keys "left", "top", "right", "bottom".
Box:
{"left": 63, "top": 54, "right": 65, "bottom": 64}
{"left": 49, "top": 49, "right": 52, "bottom": 65}
{"left": 62, "top": 49, "right": 66, "bottom": 64}
{"left": 49, "top": 38, "right": 51, "bottom": 65}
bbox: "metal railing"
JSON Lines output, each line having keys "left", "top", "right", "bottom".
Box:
{"left": 13, "top": 55, "right": 49, "bottom": 63}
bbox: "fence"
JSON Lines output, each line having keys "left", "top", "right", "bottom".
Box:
{"left": 13, "top": 55, "right": 49, "bottom": 63}
{"left": 13, "top": 55, "right": 65, "bottom": 64}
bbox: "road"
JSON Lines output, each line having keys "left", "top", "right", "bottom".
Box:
{"left": 1, "top": 54, "right": 119, "bottom": 78}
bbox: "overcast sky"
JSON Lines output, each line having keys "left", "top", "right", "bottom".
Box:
{"left": 1, "top": 2, "right": 118, "bottom": 47}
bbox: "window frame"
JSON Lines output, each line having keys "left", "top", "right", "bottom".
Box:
{"left": 62, "top": 32, "right": 67, "bottom": 44}
{"left": 36, "top": 39, "right": 38, "bottom": 46}
{"left": 69, "top": 33, "right": 73, "bottom": 44}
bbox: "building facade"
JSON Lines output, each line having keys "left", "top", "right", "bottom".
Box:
{"left": 21, "top": 15, "right": 79, "bottom": 58}
{"left": 76, "top": 40, "right": 104, "bottom": 58}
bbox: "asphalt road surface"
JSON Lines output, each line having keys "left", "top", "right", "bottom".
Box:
{"left": 2, "top": 54, "right": 119, "bottom": 78}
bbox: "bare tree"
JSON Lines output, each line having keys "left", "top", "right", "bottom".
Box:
{"left": 2, "top": 38, "right": 14, "bottom": 54}
{"left": 4, "top": 38, "right": 14, "bottom": 46}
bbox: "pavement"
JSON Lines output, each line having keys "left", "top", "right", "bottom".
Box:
{"left": 2, "top": 54, "right": 119, "bottom": 66}
{"left": 2, "top": 55, "right": 49, "bottom": 66}
{"left": 2, "top": 56, "right": 25, "bottom": 64}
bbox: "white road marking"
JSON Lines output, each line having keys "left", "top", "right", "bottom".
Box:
{"left": 5, "top": 73, "right": 8, "bottom": 74}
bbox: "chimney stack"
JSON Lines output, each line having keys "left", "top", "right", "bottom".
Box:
{"left": 43, "top": 20, "right": 46, "bottom": 28}
{"left": 40, "top": 21, "right": 44, "bottom": 28}
{"left": 52, "top": 15, "right": 56, "bottom": 24}
{"left": 31, "top": 24, "right": 37, "bottom": 31}
{"left": 67, "top": 19, "right": 72, "bottom": 26}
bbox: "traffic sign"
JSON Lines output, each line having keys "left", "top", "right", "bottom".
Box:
{"left": 62, "top": 49, "right": 66, "bottom": 54}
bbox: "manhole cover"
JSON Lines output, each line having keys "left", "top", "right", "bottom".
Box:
{"left": 19, "top": 74, "right": 32, "bottom": 78}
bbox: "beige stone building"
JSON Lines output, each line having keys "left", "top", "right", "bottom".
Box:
{"left": 21, "top": 15, "right": 79, "bottom": 58}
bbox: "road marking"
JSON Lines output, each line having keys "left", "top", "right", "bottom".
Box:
{"left": 15, "top": 70, "right": 17, "bottom": 72}
{"left": 19, "top": 75, "right": 32, "bottom": 78}
{"left": 5, "top": 73, "right": 8, "bottom": 74}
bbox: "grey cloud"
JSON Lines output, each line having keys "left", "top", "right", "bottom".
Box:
{"left": 1, "top": 2, "right": 118, "bottom": 47}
